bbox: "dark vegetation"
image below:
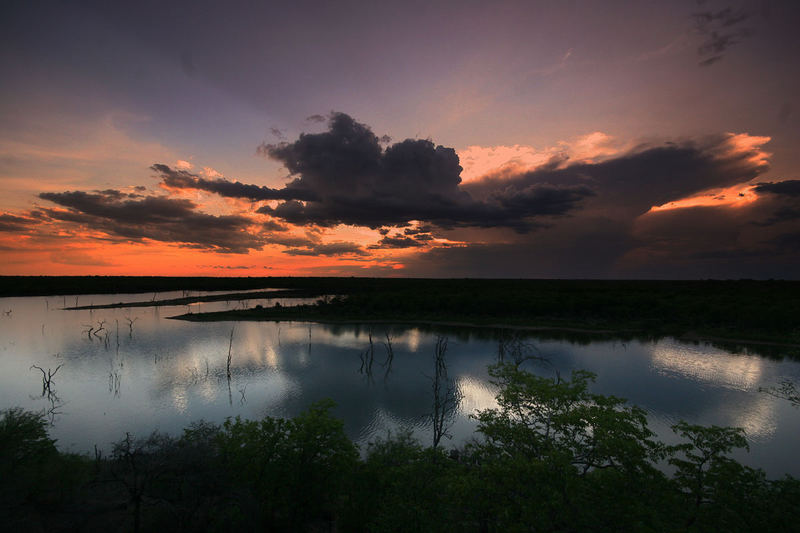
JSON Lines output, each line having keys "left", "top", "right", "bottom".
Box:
{"left": 63, "top": 289, "right": 326, "bottom": 310}
{"left": 3, "top": 362, "right": 799, "bottom": 532}
{"left": 160, "top": 278, "right": 800, "bottom": 347}
{"left": 3, "top": 276, "right": 799, "bottom": 348}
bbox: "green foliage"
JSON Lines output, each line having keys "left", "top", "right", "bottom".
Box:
{"left": 0, "top": 407, "right": 94, "bottom": 528}
{"left": 469, "top": 363, "right": 670, "bottom": 531}
{"left": 667, "top": 422, "right": 775, "bottom": 531}
{"left": 216, "top": 399, "right": 358, "bottom": 530}
{"left": 475, "top": 363, "right": 661, "bottom": 473}
{"left": 0, "top": 407, "right": 57, "bottom": 466}
{"left": 343, "top": 430, "right": 462, "bottom": 532}
{"left": 0, "top": 408, "right": 58, "bottom": 505}
{"left": 3, "top": 364, "right": 800, "bottom": 531}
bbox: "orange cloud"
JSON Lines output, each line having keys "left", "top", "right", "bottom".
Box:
{"left": 457, "top": 131, "right": 627, "bottom": 182}
{"left": 648, "top": 133, "right": 771, "bottom": 213}
{"left": 650, "top": 183, "right": 760, "bottom": 212}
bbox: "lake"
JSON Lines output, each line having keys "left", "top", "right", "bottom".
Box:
{"left": 1, "top": 290, "right": 798, "bottom": 478}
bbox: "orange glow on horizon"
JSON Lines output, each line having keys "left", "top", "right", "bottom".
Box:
{"left": 0, "top": 223, "right": 421, "bottom": 276}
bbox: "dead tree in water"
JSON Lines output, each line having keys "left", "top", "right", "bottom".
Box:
{"left": 358, "top": 329, "right": 376, "bottom": 380}
{"left": 429, "top": 336, "right": 461, "bottom": 449}
{"left": 30, "top": 364, "right": 63, "bottom": 396}
{"left": 31, "top": 364, "right": 64, "bottom": 424}
{"left": 497, "top": 329, "right": 545, "bottom": 366}
{"left": 125, "top": 317, "right": 138, "bottom": 338}
{"left": 381, "top": 330, "right": 395, "bottom": 381}
{"left": 226, "top": 327, "right": 235, "bottom": 378}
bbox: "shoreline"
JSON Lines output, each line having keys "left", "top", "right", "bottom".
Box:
{"left": 168, "top": 312, "right": 800, "bottom": 350}
{"left": 61, "top": 289, "right": 322, "bottom": 310}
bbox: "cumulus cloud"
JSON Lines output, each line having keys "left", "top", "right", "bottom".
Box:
{"left": 4, "top": 110, "right": 793, "bottom": 278}
{"left": 754, "top": 179, "right": 800, "bottom": 197}
{"left": 152, "top": 163, "right": 316, "bottom": 202}
{"left": 282, "top": 241, "right": 368, "bottom": 256}
{"left": 257, "top": 112, "right": 594, "bottom": 231}
{"left": 368, "top": 235, "right": 429, "bottom": 249}
{"left": 750, "top": 180, "right": 800, "bottom": 226}
{"left": 0, "top": 213, "right": 38, "bottom": 233}
{"left": 464, "top": 133, "right": 770, "bottom": 220}
{"left": 38, "top": 189, "right": 264, "bottom": 253}
{"left": 397, "top": 129, "right": 798, "bottom": 278}
{"left": 262, "top": 219, "right": 290, "bottom": 232}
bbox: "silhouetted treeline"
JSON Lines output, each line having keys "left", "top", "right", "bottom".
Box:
{"left": 171, "top": 278, "right": 800, "bottom": 345}
{"left": 3, "top": 362, "right": 799, "bottom": 532}
{"left": 4, "top": 275, "right": 800, "bottom": 346}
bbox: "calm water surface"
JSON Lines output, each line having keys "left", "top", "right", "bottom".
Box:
{"left": 1, "top": 291, "right": 798, "bottom": 477}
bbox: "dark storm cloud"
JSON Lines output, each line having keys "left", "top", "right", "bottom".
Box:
{"left": 262, "top": 234, "right": 318, "bottom": 248}
{"left": 0, "top": 213, "right": 38, "bottom": 233}
{"left": 257, "top": 112, "right": 594, "bottom": 231}
{"left": 368, "top": 235, "right": 428, "bottom": 249}
{"left": 753, "top": 206, "right": 800, "bottom": 227}
{"left": 622, "top": 197, "right": 800, "bottom": 278}
{"left": 403, "top": 225, "right": 434, "bottom": 235}
{"left": 152, "top": 164, "right": 316, "bottom": 202}
{"left": 402, "top": 197, "right": 800, "bottom": 280}
{"left": 465, "top": 134, "right": 767, "bottom": 221}
{"left": 395, "top": 129, "right": 793, "bottom": 278}
{"left": 246, "top": 113, "right": 787, "bottom": 277}
{"left": 262, "top": 219, "right": 290, "bottom": 232}
{"left": 282, "top": 241, "right": 368, "bottom": 257}
{"left": 305, "top": 114, "right": 326, "bottom": 123}
{"left": 754, "top": 180, "right": 800, "bottom": 197}
{"left": 491, "top": 183, "right": 596, "bottom": 216}
{"left": 771, "top": 232, "right": 800, "bottom": 251}
{"left": 38, "top": 190, "right": 264, "bottom": 253}
{"left": 402, "top": 220, "right": 638, "bottom": 278}
{"left": 751, "top": 180, "right": 800, "bottom": 226}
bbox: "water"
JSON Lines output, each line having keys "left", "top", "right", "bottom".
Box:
{"left": 1, "top": 291, "right": 798, "bottom": 478}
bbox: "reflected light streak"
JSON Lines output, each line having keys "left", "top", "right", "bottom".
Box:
{"left": 197, "top": 378, "right": 218, "bottom": 402}
{"left": 650, "top": 342, "right": 763, "bottom": 391}
{"left": 730, "top": 395, "right": 777, "bottom": 441}
{"left": 171, "top": 388, "right": 188, "bottom": 413}
{"left": 456, "top": 375, "right": 498, "bottom": 415}
{"left": 403, "top": 328, "right": 421, "bottom": 352}
{"left": 264, "top": 344, "right": 279, "bottom": 369}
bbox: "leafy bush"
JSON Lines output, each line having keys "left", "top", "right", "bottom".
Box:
{"left": 3, "top": 364, "right": 800, "bottom": 532}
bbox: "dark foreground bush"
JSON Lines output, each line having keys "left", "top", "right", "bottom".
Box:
{"left": 2, "top": 364, "right": 799, "bottom": 532}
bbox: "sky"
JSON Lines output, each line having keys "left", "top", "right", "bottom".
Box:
{"left": 1, "top": 0, "right": 799, "bottom": 278}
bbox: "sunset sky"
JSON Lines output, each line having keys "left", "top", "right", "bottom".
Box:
{"left": 2, "top": 0, "right": 799, "bottom": 278}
